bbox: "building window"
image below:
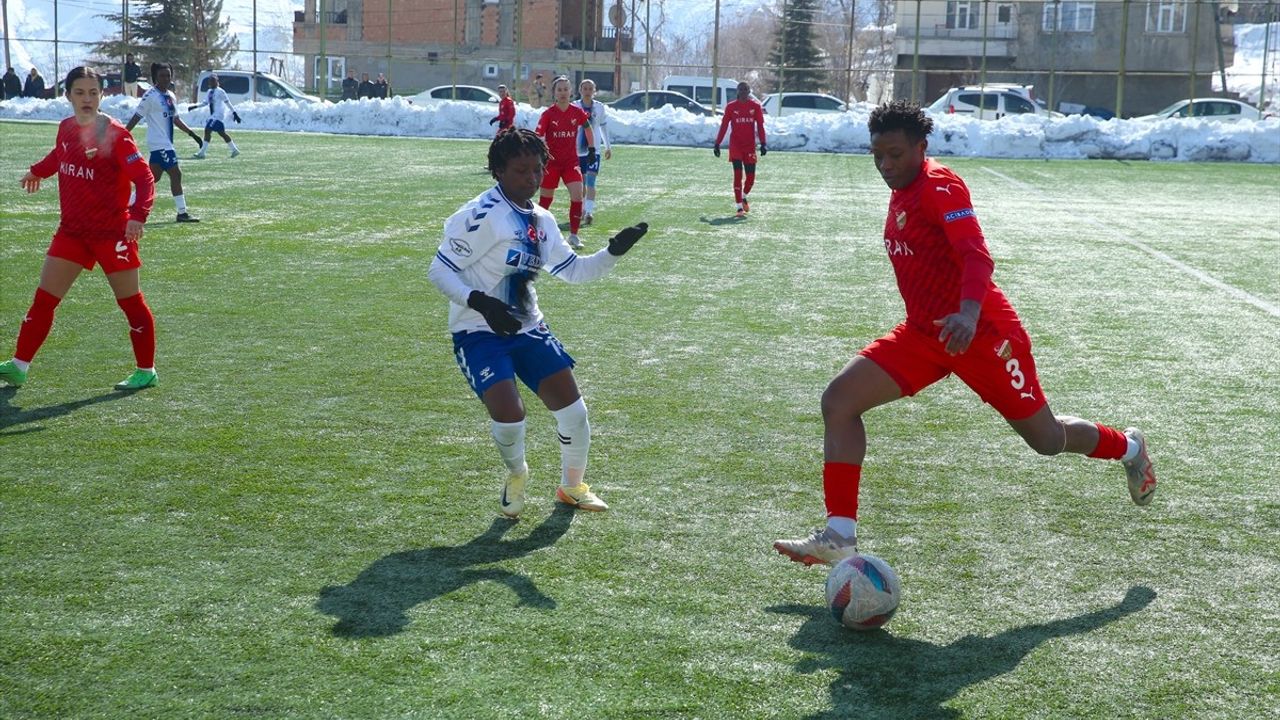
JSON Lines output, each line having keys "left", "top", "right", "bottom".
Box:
{"left": 1147, "top": 1, "right": 1188, "bottom": 33}
{"left": 1043, "top": 1, "right": 1095, "bottom": 32}
{"left": 997, "top": 4, "right": 1013, "bottom": 23}
{"left": 946, "top": 1, "right": 978, "bottom": 29}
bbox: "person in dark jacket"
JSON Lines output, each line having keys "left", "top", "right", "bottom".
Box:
{"left": 375, "top": 73, "right": 389, "bottom": 98}
{"left": 341, "top": 69, "right": 359, "bottom": 101}
{"left": 3, "top": 68, "right": 23, "bottom": 99}
{"left": 23, "top": 68, "right": 46, "bottom": 97}
{"left": 124, "top": 54, "right": 142, "bottom": 97}
{"left": 358, "top": 72, "right": 376, "bottom": 99}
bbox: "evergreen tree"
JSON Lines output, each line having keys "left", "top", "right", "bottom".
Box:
{"left": 767, "top": 0, "right": 829, "bottom": 93}
{"left": 93, "top": 1, "right": 239, "bottom": 89}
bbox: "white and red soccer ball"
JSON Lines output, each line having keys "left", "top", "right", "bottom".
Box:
{"left": 825, "top": 553, "right": 901, "bottom": 631}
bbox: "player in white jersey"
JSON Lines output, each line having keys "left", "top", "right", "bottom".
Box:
{"left": 188, "top": 74, "right": 241, "bottom": 159}
{"left": 573, "top": 79, "right": 611, "bottom": 226}
{"left": 428, "top": 128, "right": 649, "bottom": 519}
{"left": 125, "top": 62, "right": 203, "bottom": 222}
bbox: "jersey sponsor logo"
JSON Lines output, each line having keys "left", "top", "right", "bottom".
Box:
{"left": 59, "top": 162, "right": 95, "bottom": 180}
{"left": 935, "top": 184, "right": 953, "bottom": 194}
{"left": 448, "top": 237, "right": 473, "bottom": 257}
{"left": 61, "top": 142, "right": 70, "bottom": 153}
{"left": 943, "top": 208, "right": 975, "bottom": 223}
{"left": 505, "top": 248, "right": 544, "bottom": 272}
{"left": 126, "top": 152, "right": 143, "bottom": 163}
{"left": 895, "top": 210, "right": 907, "bottom": 229}
{"left": 884, "top": 237, "right": 913, "bottom": 256}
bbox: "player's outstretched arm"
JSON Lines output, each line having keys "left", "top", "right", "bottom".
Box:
{"left": 607, "top": 222, "right": 649, "bottom": 257}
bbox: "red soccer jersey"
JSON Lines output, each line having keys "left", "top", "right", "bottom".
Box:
{"left": 29, "top": 115, "right": 155, "bottom": 235}
{"left": 715, "top": 98, "right": 766, "bottom": 151}
{"left": 497, "top": 96, "right": 516, "bottom": 129}
{"left": 536, "top": 103, "right": 591, "bottom": 166}
{"left": 882, "top": 158, "right": 1020, "bottom": 335}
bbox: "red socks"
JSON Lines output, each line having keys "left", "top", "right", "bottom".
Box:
{"left": 569, "top": 200, "right": 583, "bottom": 234}
{"left": 14, "top": 288, "right": 61, "bottom": 363}
{"left": 1088, "top": 423, "right": 1128, "bottom": 460}
{"left": 732, "top": 166, "right": 743, "bottom": 203}
{"left": 538, "top": 195, "right": 553, "bottom": 209}
{"left": 743, "top": 171, "right": 756, "bottom": 196}
{"left": 823, "top": 462, "right": 861, "bottom": 519}
{"left": 116, "top": 292, "right": 155, "bottom": 369}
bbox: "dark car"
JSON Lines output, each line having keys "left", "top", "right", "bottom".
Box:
{"left": 40, "top": 72, "right": 149, "bottom": 99}
{"left": 609, "top": 90, "right": 716, "bottom": 116}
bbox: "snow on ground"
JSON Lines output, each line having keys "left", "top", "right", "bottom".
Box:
{"left": 3, "top": 93, "right": 1278, "bottom": 163}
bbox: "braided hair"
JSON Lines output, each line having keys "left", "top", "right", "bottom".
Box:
{"left": 868, "top": 99, "right": 934, "bottom": 143}
{"left": 487, "top": 127, "right": 548, "bottom": 182}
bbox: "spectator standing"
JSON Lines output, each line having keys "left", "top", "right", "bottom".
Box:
{"left": 124, "top": 54, "right": 142, "bottom": 97}
{"left": 358, "top": 72, "right": 376, "bottom": 99}
{"left": 23, "top": 68, "right": 46, "bottom": 98}
{"left": 530, "top": 74, "right": 547, "bottom": 108}
{"left": 3, "top": 68, "right": 23, "bottom": 99}
{"left": 341, "top": 69, "right": 359, "bottom": 101}
{"left": 375, "top": 73, "right": 389, "bottom": 98}
{"left": 490, "top": 84, "right": 516, "bottom": 134}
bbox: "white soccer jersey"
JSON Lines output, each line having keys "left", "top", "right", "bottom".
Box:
{"left": 428, "top": 185, "right": 620, "bottom": 335}
{"left": 197, "top": 87, "right": 234, "bottom": 123}
{"left": 573, "top": 99, "right": 609, "bottom": 156}
{"left": 135, "top": 87, "right": 178, "bottom": 151}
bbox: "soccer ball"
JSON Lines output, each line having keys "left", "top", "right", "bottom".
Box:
{"left": 825, "top": 553, "right": 902, "bottom": 631}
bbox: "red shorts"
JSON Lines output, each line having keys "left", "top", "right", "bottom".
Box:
{"left": 859, "top": 321, "right": 1047, "bottom": 421}
{"left": 728, "top": 146, "right": 758, "bottom": 164}
{"left": 541, "top": 160, "right": 583, "bottom": 190}
{"left": 47, "top": 230, "right": 141, "bottom": 274}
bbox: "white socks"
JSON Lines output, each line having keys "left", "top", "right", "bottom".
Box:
{"left": 551, "top": 397, "right": 590, "bottom": 487}
{"left": 174, "top": 194, "right": 188, "bottom": 213}
{"left": 826, "top": 516, "right": 857, "bottom": 538}
{"left": 1121, "top": 437, "right": 1140, "bottom": 462}
{"left": 584, "top": 198, "right": 595, "bottom": 215}
{"left": 490, "top": 419, "right": 527, "bottom": 473}
{"left": 12, "top": 358, "right": 30, "bottom": 372}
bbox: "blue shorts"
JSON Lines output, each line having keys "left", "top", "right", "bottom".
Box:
{"left": 452, "top": 321, "right": 575, "bottom": 398}
{"left": 205, "top": 119, "right": 226, "bottom": 133}
{"left": 148, "top": 149, "right": 178, "bottom": 170}
{"left": 578, "top": 154, "right": 601, "bottom": 174}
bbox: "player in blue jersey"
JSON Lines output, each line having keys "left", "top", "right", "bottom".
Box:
{"left": 188, "top": 74, "right": 242, "bottom": 159}
{"left": 125, "top": 62, "right": 203, "bottom": 222}
{"left": 428, "top": 128, "right": 649, "bottom": 519}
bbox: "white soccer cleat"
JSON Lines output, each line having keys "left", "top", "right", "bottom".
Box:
{"left": 568, "top": 233, "right": 583, "bottom": 249}
{"left": 1122, "top": 428, "right": 1157, "bottom": 506}
{"left": 500, "top": 463, "right": 529, "bottom": 518}
{"left": 773, "top": 526, "right": 859, "bottom": 566}
{"left": 230, "top": 147, "right": 240, "bottom": 158}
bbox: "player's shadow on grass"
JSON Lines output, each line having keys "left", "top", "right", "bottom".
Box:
{"left": 769, "top": 585, "right": 1156, "bottom": 720}
{"left": 699, "top": 214, "right": 747, "bottom": 226}
{"left": 0, "top": 387, "right": 133, "bottom": 437}
{"left": 316, "top": 505, "right": 574, "bottom": 638}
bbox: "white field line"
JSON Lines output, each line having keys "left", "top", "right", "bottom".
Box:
{"left": 980, "top": 166, "right": 1280, "bottom": 319}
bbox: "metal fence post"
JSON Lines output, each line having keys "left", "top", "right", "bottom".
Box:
{"left": 1117, "top": 0, "right": 1130, "bottom": 117}
{"left": 911, "top": 0, "right": 922, "bottom": 103}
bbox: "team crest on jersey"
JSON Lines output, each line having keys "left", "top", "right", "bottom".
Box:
{"left": 85, "top": 148, "right": 98, "bottom": 159}
{"left": 448, "top": 237, "right": 472, "bottom": 257}
{"left": 995, "top": 339, "right": 1013, "bottom": 360}
{"left": 895, "top": 210, "right": 907, "bottom": 229}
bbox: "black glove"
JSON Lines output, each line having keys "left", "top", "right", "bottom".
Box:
{"left": 489, "top": 116, "right": 499, "bottom": 125}
{"left": 713, "top": 145, "right": 721, "bottom": 158}
{"left": 232, "top": 111, "right": 241, "bottom": 123}
{"left": 586, "top": 147, "right": 597, "bottom": 164}
{"left": 759, "top": 144, "right": 768, "bottom": 156}
{"left": 606, "top": 222, "right": 649, "bottom": 257}
{"left": 187, "top": 104, "right": 198, "bottom": 111}
{"left": 467, "top": 291, "right": 521, "bottom": 336}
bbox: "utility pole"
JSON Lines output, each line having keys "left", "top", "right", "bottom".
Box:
{"left": 712, "top": 0, "right": 721, "bottom": 111}
{"left": 2, "top": 0, "right": 10, "bottom": 71}
{"left": 318, "top": 0, "right": 327, "bottom": 99}
{"left": 843, "top": 0, "right": 857, "bottom": 106}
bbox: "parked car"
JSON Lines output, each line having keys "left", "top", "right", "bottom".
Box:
{"left": 411, "top": 84, "right": 502, "bottom": 106}
{"left": 1132, "top": 98, "right": 1265, "bottom": 122}
{"left": 761, "top": 92, "right": 847, "bottom": 116}
{"left": 195, "top": 70, "right": 322, "bottom": 104}
{"left": 39, "top": 73, "right": 149, "bottom": 99}
{"left": 926, "top": 84, "right": 1059, "bottom": 119}
{"left": 609, "top": 90, "right": 716, "bottom": 116}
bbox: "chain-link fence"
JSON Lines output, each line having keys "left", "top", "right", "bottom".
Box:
{"left": 3, "top": 1, "right": 1277, "bottom": 117}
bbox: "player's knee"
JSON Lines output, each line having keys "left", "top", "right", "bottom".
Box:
{"left": 745, "top": 164, "right": 756, "bottom": 174}
{"left": 1023, "top": 423, "right": 1065, "bottom": 456}
{"left": 820, "top": 383, "right": 863, "bottom": 423}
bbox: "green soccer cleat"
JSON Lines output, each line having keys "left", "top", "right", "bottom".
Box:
{"left": 115, "top": 369, "right": 158, "bottom": 390}
{"left": 556, "top": 482, "right": 608, "bottom": 511}
{"left": 0, "top": 359, "right": 28, "bottom": 387}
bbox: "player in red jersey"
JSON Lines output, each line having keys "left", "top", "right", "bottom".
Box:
{"left": 773, "top": 100, "right": 1158, "bottom": 566}
{"left": 534, "top": 76, "right": 595, "bottom": 248}
{"left": 489, "top": 84, "right": 516, "bottom": 134}
{"left": 0, "top": 67, "right": 160, "bottom": 391}
{"left": 713, "top": 81, "right": 766, "bottom": 218}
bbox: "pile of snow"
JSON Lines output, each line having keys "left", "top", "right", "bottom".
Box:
{"left": 1215, "top": 22, "right": 1280, "bottom": 114}
{"left": 3, "top": 93, "right": 1277, "bottom": 163}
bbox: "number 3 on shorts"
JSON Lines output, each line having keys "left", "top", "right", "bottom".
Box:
{"left": 1005, "top": 358, "right": 1026, "bottom": 390}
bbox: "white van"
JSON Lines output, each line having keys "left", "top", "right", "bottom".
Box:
{"left": 662, "top": 75, "right": 739, "bottom": 108}
{"left": 194, "top": 70, "right": 323, "bottom": 104}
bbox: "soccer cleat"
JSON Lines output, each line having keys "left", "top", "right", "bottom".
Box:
{"left": 0, "top": 360, "right": 28, "bottom": 387}
{"left": 1122, "top": 427, "right": 1157, "bottom": 505}
{"left": 742, "top": 196, "right": 751, "bottom": 213}
{"left": 193, "top": 151, "right": 206, "bottom": 159}
{"left": 176, "top": 213, "right": 200, "bottom": 223}
{"left": 773, "top": 526, "right": 859, "bottom": 566}
{"left": 115, "top": 369, "right": 158, "bottom": 390}
{"left": 582, "top": 213, "right": 593, "bottom": 226}
{"left": 501, "top": 464, "right": 529, "bottom": 518}
{"left": 735, "top": 207, "right": 746, "bottom": 219}
{"left": 556, "top": 483, "right": 608, "bottom": 511}
{"left": 568, "top": 233, "right": 583, "bottom": 249}
{"left": 230, "top": 148, "right": 240, "bottom": 158}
